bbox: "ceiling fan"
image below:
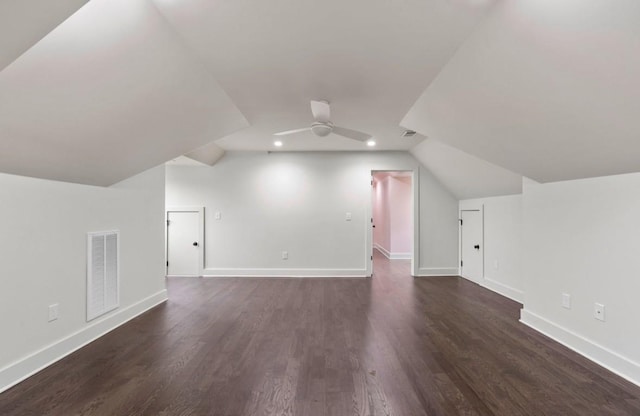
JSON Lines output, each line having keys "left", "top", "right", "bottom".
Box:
{"left": 274, "top": 100, "right": 372, "bottom": 142}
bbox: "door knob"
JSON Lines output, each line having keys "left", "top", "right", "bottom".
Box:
{"left": 193, "top": 242, "right": 199, "bottom": 246}
{"left": 474, "top": 245, "right": 480, "bottom": 250}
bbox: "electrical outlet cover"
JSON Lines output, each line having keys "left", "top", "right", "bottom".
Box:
{"left": 48, "top": 304, "right": 59, "bottom": 322}
{"left": 594, "top": 303, "right": 605, "bottom": 321}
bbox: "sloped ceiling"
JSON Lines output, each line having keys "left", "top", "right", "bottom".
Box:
{"left": 402, "top": 0, "right": 640, "bottom": 183}
{"left": 0, "top": 0, "right": 248, "bottom": 186}
{"left": 411, "top": 139, "right": 522, "bottom": 199}
{"left": 152, "top": 0, "right": 494, "bottom": 152}
{"left": 185, "top": 143, "right": 226, "bottom": 167}
{"left": 9, "top": 0, "right": 636, "bottom": 196}
{"left": 0, "top": 0, "right": 87, "bottom": 71}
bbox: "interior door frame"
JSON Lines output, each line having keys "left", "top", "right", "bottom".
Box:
{"left": 458, "top": 207, "right": 484, "bottom": 282}
{"left": 368, "top": 169, "right": 419, "bottom": 277}
{"left": 165, "top": 206, "right": 205, "bottom": 277}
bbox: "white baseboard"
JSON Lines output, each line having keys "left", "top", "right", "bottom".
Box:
{"left": 520, "top": 309, "right": 640, "bottom": 387}
{"left": 374, "top": 244, "right": 391, "bottom": 258}
{"left": 458, "top": 272, "right": 524, "bottom": 304}
{"left": 0, "top": 289, "right": 168, "bottom": 394}
{"left": 416, "top": 267, "right": 459, "bottom": 277}
{"left": 373, "top": 245, "right": 411, "bottom": 260}
{"left": 203, "top": 268, "right": 367, "bottom": 278}
{"left": 482, "top": 276, "right": 524, "bottom": 303}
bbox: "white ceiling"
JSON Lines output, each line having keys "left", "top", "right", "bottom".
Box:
{"left": 185, "top": 143, "right": 226, "bottom": 167}
{"left": 411, "top": 139, "right": 522, "bottom": 199}
{"left": 0, "top": 0, "right": 87, "bottom": 71}
{"left": 0, "top": 0, "right": 500, "bottom": 187}
{"left": 402, "top": 0, "right": 640, "bottom": 183}
{"left": 4, "top": 0, "right": 637, "bottom": 197}
{"left": 0, "top": 0, "right": 248, "bottom": 186}
{"left": 152, "top": 0, "right": 494, "bottom": 152}
{"left": 167, "top": 155, "right": 209, "bottom": 167}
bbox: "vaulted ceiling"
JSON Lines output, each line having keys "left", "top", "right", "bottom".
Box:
{"left": 0, "top": 0, "right": 87, "bottom": 72}
{"left": 1, "top": 0, "right": 638, "bottom": 196}
{"left": 0, "top": 0, "right": 495, "bottom": 187}
{"left": 152, "top": 0, "right": 492, "bottom": 152}
{"left": 402, "top": 0, "right": 640, "bottom": 183}
{"left": 0, "top": 0, "right": 248, "bottom": 186}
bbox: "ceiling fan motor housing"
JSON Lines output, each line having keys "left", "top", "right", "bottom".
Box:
{"left": 311, "top": 122, "right": 333, "bottom": 137}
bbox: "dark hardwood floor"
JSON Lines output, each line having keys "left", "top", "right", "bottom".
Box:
{"left": 2, "top": 251, "right": 640, "bottom": 415}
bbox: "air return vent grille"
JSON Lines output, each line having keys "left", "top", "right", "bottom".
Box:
{"left": 87, "top": 230, "right": 119, "bottom": 321}
{"left": 401, "top": 130, "right": 417, "bottom": 138}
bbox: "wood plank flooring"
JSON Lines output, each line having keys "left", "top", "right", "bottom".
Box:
{"left": 2, "top": 251, "right": 640, "bottom": 415}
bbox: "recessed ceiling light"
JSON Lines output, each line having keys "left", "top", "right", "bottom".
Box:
{"left": 366, "top": 140, "right": 376, "bottom": 147}
{"left": 274, "top": 140, "right": 283, "bottom": 147}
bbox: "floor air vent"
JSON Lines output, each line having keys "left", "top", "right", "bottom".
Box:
{"left": 87, "top": 230, "right": 119, "bottom": 321}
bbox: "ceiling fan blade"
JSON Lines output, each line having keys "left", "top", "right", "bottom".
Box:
{"left": 310, "top": 100, "right": 331, "bottom": 123}
{"left": 332, "top": 126, "right": 372, "bottom": 142}
{"left": 273, "top": 127, "right": 312, "bottom": 136}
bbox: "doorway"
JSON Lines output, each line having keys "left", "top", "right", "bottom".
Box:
{"left": 166, "top": 207, "right": 204, "bottom": 277}
{"left": 370, "top": 171, "right": 415, "bottom": 276}
{"left": 459, "top": 209, "right": 483, "bottom": 282}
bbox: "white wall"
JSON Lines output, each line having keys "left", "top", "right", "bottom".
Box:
{"left": 0, "top": 165, "right": 167, "bottom": 393}
{"left": 166, "top": 151, "right": 459, "bottom": 277}
{"left": 459, "top": 194, "right": 523, "bottom": 302}
{"left": 417, "top": 162, "right": 460, "bottom": 276}
{"left": 520, "top": 174, "right": 640, "bottom": 386}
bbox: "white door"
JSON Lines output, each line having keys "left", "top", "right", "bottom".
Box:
{"left": 167, "top": 211, "right": 200, "bottom": 276}
{"left": 460, "top": 210, "right": 483, "bottom": 282}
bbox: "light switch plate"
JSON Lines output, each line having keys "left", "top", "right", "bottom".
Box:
{"left": 346, "top": 212, "right": 352, "bottom": 221}
{"left": 562, "top": 293, "right": 571, "bottom": 309}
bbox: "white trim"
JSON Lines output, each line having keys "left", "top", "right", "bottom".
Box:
{"left": 411, "top": 169, "right": 419, "bottom": 277}
{"left": 459, "top": 273, "right": 524, "bottom": 303}
{"left": 203, "top": 268, "right": 367, "bottom": 278}
{"left": 520, "top": 309, "right": 640, "bottom": 388}
{"left": 366, "top": 179, "right": 373, "bottom": 277}
{"left": 374, "top": 245, "right": 411, "bottom": 260}
{"left": 459, "top": 274, "right": 475, "bottom": 282}
{"left": 482, "top": 276, "right": 524, "bottom": 303}
{"left": 369, "top": 169, "right": 419, "bottom": 277}
{"left": 165, "top": 206, "right": 205, "bottom": 277}
{"left": 164, "top": 274, "right": 201, "bottom": 278}
{"left": 0, "top": 290, "right": 168, "bottom": 394}
{"left": 416, "top": 267, "right": 459, "bottom": 276}
{"left": 374, "top": 244, "right": 391, "bottom": 258}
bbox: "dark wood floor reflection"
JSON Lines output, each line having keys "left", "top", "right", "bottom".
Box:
{"left": 2, "top": 251, "right": 640, "bottom": 415}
